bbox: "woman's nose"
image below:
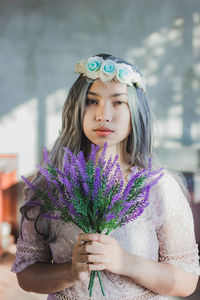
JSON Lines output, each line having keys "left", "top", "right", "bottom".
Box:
{"left": 96, "top": 103, "right": 112, "bottom": 122}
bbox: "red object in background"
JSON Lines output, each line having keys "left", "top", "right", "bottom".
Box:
{"left": 0, "top": 155, "right": 18, "bottom": 257}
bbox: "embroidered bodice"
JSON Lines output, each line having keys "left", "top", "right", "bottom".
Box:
{"left": 12, "top": 172, "right": 200, "bottom": 300}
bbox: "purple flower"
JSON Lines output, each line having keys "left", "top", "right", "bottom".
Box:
{"left": 63, "top": 148, "right": 77, "bottom": 173}
{"left": 122, "top": 172, "right": 141, "bottom": 200}
{"left": 108, "top": 191, "right": 122, "bottom": 209}
{"left": 58, "top": 176, "right": 74, "bottom": 199}
{"left": 97, "top": 142, "right": 107, "bottom": 166}
{"left": 52, "top": 179, "right": 68, "bottom": 206}
{"left": 21, "top": 176, "right": 38, "bottom": 192}
{"left": 70, "top": 165, "right": 80, "bottom": 187}
{"left": 42, "top": 213, "right": 60, "bottom": 220}
{"left": 22, "top": 145, "right": 163, "bottom": 241}
{"left": 92, "top": 166, "right": 101, "bottom": 201}
{"left": 106, "top": 213, "right": 116, "bottom": 222}
{"left": 63, "top": 152, "right": 71, "bottom": 175}
{"left": 21, "top": 144, "right": 164, "bottom": 299}
{"left": 68, "top": 202, "right": 79, "bottom": 219}
{"left": 82, "top": 182, "right": 90, "bottom": 195}
{"left": 36, "top": 164, "right": 52, "bottom": 182}
{"left": 88, "top": 144, "right": 100, "bottom": 165}
{"left": 54, "top": 166, "right": 64, "bottom": 177}
{"left": 76, "top": 151, "right": 89, "bottom": 182}
{"left": 123, "top": 187, "right": 150, "bottom": 224}
{"left": 43, "top": 147, "right": 51, "bottom": 164}
{"left": 46, "top": 190, "right": 60, "bottom": 208}
{"left": 103, "top": 155, "right": 113, "bottom": 177}
{"left": 26, "top": 200, "right": 42, "bottom": 207}
{"left": 103, "top": 160, "right": 121, "bottom": 197}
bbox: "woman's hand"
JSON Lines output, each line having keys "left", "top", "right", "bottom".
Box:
{"left": 71, "top": 233, "right": 127, "bottom": 281}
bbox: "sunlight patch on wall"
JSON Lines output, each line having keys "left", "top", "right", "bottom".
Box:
{"left": 191, "top": 122, "right": 200, "bottom": 147}
{"left": 126, "top": 16, "right": 200, "bottom": 148}
{"left": 171, "top": 76, "right": 182, "bottom": 93}
{"left": 193, "top": 13, "right": 200, "bottom": 56}
{"left": 46, "top": 89, "right": 67, "bottom": 149}
{"left": 145, "top": 32, "right": 165, "bottom": 47}
{"left": 172, "top": 93, "right": 183, "bottom": 103}
{"left": 193, "top": 63, "right": 200, "bottom": 77}
{"left": 154, "top": 117, "right": 183, "bottom": 148}
{"left": 147, "top": 75, "right": 158, "bottom": 86}
{"left": 168, "top": 104, "right": 183, "bottom": 116}
{"left": 162, "top": 64, "right": 174, "bottom": 76}
{"left": 0, "top": 98, "right": 38, "bottom": 179}
{"left": 166, "top": 118, "right": 182, "bottom": 139}
{"left": 173, "top": 18, "right": 184, "bottom": 27}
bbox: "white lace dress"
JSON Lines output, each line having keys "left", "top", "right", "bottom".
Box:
{"left": 12, "top": 172, "right": 200, "bottom": 300}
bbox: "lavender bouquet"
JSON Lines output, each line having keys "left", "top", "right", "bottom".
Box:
{"left": 22, "top": 143, "right": 163, "bottom": 297}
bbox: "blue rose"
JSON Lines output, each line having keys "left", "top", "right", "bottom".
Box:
{"left": 101, "top": 60, "right": 117, "bottom": 81}
{"left": 85, "top": 56, "right": 103, "bottom": 79}
{"left": 86, "top": 57, "right": 102, "bottom": 72}
{"left": 116, "top": 64, "right": 133, "bottom": 85}
{"left": 102, "top": 61, "right": 116, "bottom": 74}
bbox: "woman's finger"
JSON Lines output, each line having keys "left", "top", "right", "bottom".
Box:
{"left": 77, "top": 254, "right": 109, "bottom": 264}
{"left": 76, "top": 241, "right": 107, "bottom": 255}
{"left": 77, "top": 233, "right": 98, "bottom": 244}
{"left": 77, "top": 233, "right": 112, "bottom": 245}
{"left": 88, "top": 264, "right": 106, "bottom": 271}
{"left": 95, "top": 234, "right": 112, "bottom": 244}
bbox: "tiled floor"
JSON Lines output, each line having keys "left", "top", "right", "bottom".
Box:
{"left": 0, "top": 252, "right": 46, "bottom": 300}
{"left": 0, "top": 251, "right": 199, "bottom": 300}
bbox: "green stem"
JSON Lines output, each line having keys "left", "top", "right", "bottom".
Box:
{"left": 88, "top": 270, "right": 94, "bottom": 291}
{"left": 105, "top": 228, "right": 112, "bottom": 235}
{"left": 97, "top": 270, "right": 105, "bottom": 296}
{"left": 88, "top": 229, "right": 111, "bottom": 296}
{"left": 89, "top": 271, "right": 96, "bottom": 297}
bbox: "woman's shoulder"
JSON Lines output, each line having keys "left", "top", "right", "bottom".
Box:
{"left": 154, "top": 168, "right": 189, "bottom": 197}
{"left": 150, "top": 168, "right": 191, "bottom": 214}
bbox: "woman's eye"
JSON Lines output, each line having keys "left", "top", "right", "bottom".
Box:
{"left": 86, "top": 99, "right": 98, "bottom": 105}
{"left": 114, "top": 101, "right": 126, "bottom": 105}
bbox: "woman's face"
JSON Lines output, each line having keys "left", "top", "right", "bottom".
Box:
{"left": 83, "top": 79, "right": 131, "bottom": 148}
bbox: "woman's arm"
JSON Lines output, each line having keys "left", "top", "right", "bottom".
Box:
{"left": 16, "top": 234, "right": 105, "bottom": 294}
{"left": 17, "top": 262, "right": 77, "bottom": 293}
{"left": 77, "top": 233, "right": 199, "bottom": 297}
{"left": 123, "top": 250, "right": 199, "bottom": 297}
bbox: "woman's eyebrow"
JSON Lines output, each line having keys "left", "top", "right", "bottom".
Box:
{"left": 87, "top": 91, "right": 99, "bottom": 96}
{"left": 110, "top": 93, "right": 128, "bottom": 98}
{"left": 87, "top": 91, "right": 128, "bottom": 97}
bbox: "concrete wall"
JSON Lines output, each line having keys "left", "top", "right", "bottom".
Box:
{"left": 0, "top": 0, "right": 200, "bottom": 178}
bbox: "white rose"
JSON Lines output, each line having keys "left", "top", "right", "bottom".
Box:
{"left": 116, "top": 64, "right": 133, "bottom": 86}
{"left": 75, "top": 60, "right": 86, "bottom": 74}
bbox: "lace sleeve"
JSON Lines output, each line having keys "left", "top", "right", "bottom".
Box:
{"left": 156, "top": 173, "right": 200, "bottom": 276}
{"left": 11, "top": 207, "right": 52, "bottom": 273}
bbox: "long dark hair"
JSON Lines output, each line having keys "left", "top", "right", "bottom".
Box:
{"left": 21, "top": 53, "right": 154, "bottom": 242}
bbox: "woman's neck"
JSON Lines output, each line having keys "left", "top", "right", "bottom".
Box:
{"left": 96, "top": 142, "right": 131, "bottom": 171}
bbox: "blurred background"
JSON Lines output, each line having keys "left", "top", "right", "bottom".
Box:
{"left": 0, "top": 0, "right": 199, "bottom": 299}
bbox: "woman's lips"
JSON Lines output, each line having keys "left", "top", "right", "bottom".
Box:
{"left": 95, "top": 129, "right": 113, "bottom": 137}
{"left": 95, "top": 127, "right": 113, "bottom": 136}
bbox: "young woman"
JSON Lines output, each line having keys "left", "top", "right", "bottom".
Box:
{"left": 12, "top": 54, "right": 200, "bottom": 300}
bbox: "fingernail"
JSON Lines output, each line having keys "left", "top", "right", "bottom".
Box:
{"left": 92, "top": 235, "right": 98, "bottom": 240}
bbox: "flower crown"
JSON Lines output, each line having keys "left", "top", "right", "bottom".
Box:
{"left": 75, "top": 56, "right": 146, "bottom": 92}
